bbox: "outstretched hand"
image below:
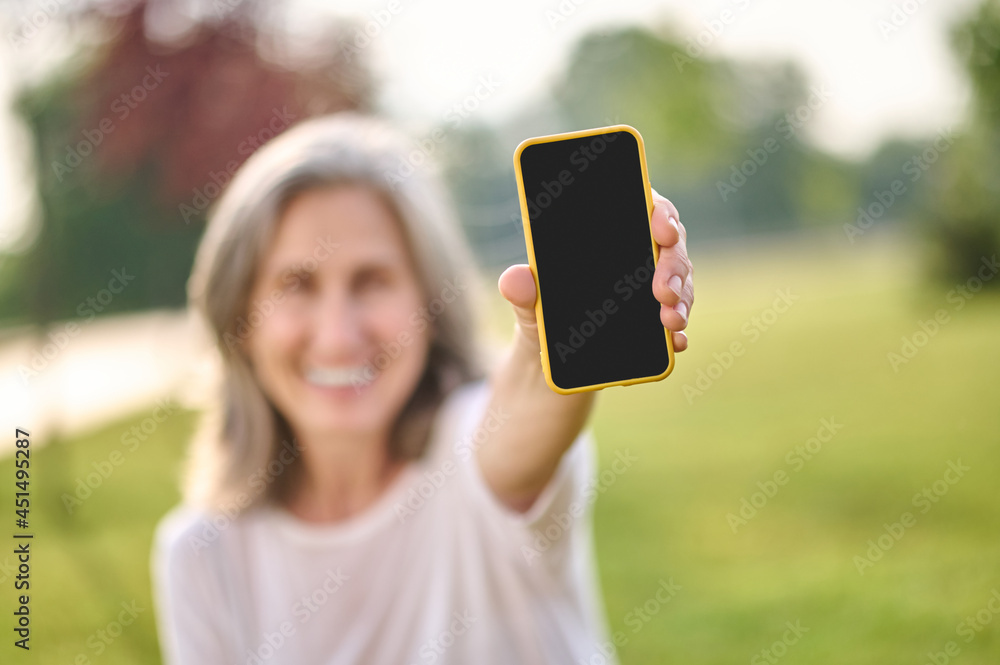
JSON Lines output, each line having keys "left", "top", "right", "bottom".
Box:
{"left": 498, "top": 189, "right": 694, "bottom": 353}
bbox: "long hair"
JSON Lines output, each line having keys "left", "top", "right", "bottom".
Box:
{"left": 184, "top": 112, "right": 486, "bottom": 510}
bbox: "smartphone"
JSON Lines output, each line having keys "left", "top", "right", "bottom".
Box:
{"left": 513, "top": 124, "right": 674, "bottom": 395}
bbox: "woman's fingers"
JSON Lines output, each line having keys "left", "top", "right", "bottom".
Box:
{"left": 650, "top": 192, "right": 682, "bottom": 249}
{"left": 659, "top": 271, "right": 693, "bottom": 332}
{"left": 671, "top": 330, "right": 689, "bottom": 352}
{"left": 649, "top": 192, "right": 694, "bottom": 339}
{"left": 653, "top": 245, "right": 692, "bottom": 307}
{"left": 497, "top": 264, "right": 541, "bottom": 349}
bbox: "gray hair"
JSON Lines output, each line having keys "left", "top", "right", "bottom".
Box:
{"left": 184, "top": 112, "right": 486, "bottom": 510}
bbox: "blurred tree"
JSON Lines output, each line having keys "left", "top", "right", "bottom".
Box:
{"left": 555, "top": 28, "right": 870, "bottom": 237}
{"left": 443, "top": 124, "right": 528, "bottom": 268}
{"left": 441, "top": 25, "right": 863, "bottom": 254}
{"left": 0, "top": 0, "right": 373, "bottom": 325}
{"left": 923, "top": 0, "right": 1000, "bottom": 283}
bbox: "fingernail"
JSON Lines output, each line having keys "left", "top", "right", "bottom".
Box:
{"left": 668, "top": 275, "right": 683, "bottom": 297}
{"left": 668, "top": 216, "right": 679, "bottom": 232}
{"left": 674, "top": 301, "right": 688, "bottom": 323}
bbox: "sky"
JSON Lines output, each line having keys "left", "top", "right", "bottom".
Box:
{"left": 0, "top": 0, "right": 984, "bottom": 251}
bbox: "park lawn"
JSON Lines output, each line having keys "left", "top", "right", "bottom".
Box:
{"left": 588, "top": 233, "right": 1000, "bottom": 664}
{"left": 0, "top": 402, "right": 195, "bottom": 664}
{"left": 1, "top": 232, "right": 998, "bottom": 664}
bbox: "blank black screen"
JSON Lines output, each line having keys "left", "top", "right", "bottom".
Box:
{"left": 519, "top": 129, "right": 670, "bottom": 390}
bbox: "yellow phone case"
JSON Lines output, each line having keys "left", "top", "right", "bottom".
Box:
{"left": 513, "top": 124, "right": 675, "bottom": 395}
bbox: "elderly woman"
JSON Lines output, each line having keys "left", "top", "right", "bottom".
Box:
{"left": 152, "top": 113, "right": 693, "bottom": 665}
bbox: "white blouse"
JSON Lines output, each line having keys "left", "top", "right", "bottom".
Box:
{"left": 151, "top": 379, "right": 615, "bottom": 664}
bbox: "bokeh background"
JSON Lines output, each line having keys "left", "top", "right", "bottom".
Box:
{"left": 1, "top": 0, "right": 998, "bottom": 662}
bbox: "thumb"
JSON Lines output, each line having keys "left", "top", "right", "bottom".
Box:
{"left": 497, "top": 264, "right": 541, "bottom": 350}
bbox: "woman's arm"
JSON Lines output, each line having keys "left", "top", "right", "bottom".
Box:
{"left": 477, "top": 192, "right": 694, "bottom": 512}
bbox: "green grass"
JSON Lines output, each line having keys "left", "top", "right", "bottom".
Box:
{"left": 2, "top": 233, "right": 998, "bottom": 663}
{"left": 588, "top": 234, "right": 1000, "bottom": 664}
{"left": 0, "top": 401, "right": 196, "bottom": 664}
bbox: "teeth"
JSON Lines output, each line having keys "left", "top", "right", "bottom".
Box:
{"left": 306, "top": 366, "right": 373, "bottom": 388}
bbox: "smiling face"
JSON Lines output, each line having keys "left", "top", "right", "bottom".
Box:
{"left": 242, "top": 184, "right": 431, "bottom": 444}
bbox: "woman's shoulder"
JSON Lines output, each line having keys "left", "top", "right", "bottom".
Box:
{"left": 153, "top": 506, "right": 208, "bottom": 567}
{"left": 152, "top": 503, "right": 254, "bottom": 573}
